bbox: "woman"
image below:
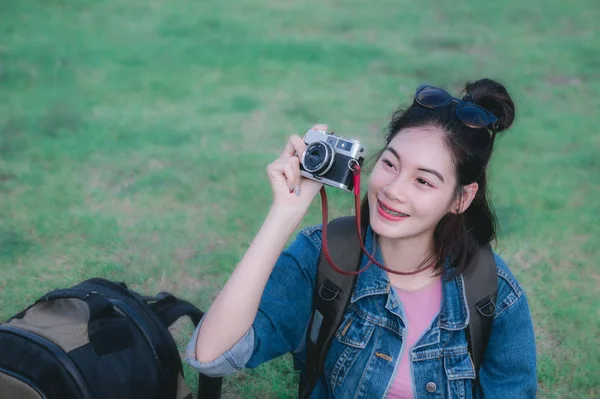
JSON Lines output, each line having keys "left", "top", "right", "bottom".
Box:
{"left": 186, "top": 78, "right": 537, "bottom": 398}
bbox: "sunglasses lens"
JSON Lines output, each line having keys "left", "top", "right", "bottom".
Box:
{"left": 456, "top": 104, "right": 496, "bottom": 128}
{"left": 416, "top": 87, "right": 452, "bottom": 108}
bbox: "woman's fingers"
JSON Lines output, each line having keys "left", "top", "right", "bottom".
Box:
{"left": 312, "top": 124, "right": 328, "bottom": 132}
{"left": 283, "top": 134, "right": 307, "bottom": 158}
{"left": 290, "top": 156, "right": 301, "bottom": 195}
{"left": 282, "top": 158, "right": 299, "bottom": 193}
{"left": 267, "top": 156, "right": 300, "bottom": 193}
{"left": 268, "top": 127, "right": 330, "bottom": 199}
{"left": 283, "top": 124, "right": 328, "bottom": 158}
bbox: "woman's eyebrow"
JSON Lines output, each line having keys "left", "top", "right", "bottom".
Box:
{"left": 384, "top": 147, "right": 445, "bottom": 182}
{"left": 384, "top": 147, "right": 400, "bottom": 160}
{"left": 418, "top": 167, "right": 444, "bottom": 182}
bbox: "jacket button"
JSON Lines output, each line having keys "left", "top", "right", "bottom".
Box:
{"left": 426, "top": 382, "right": 437, "bottom": 393}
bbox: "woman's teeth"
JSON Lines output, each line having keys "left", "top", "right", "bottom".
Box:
{"left": 380, "top": 202, "right": 408, "bottom": 217}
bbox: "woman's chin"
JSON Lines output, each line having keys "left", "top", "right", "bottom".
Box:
{"left": 369, "top": 210, "right": 409, "bottom": 239}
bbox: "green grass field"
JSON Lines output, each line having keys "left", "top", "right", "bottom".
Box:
{"left": 1, "top": 0, "right": 599, "bottom": 397}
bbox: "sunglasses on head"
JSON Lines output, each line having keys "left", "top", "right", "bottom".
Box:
{"left": 414, "top": 84, "right": 498, "bottom": 131}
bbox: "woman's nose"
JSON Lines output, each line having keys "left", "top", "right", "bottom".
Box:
{"left": 383, "top": 176, "right": 409, "bottom": 203}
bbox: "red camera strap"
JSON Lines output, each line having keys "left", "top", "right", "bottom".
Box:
{"left": 319, "top": 164, "right": 435, "bottom": 276}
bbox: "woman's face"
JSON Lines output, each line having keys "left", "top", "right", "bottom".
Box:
{"left": 367, "top": 126, "right": 460, "bottom": 241}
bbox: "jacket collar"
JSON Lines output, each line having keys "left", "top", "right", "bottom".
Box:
{"left": 349, "top": 226, "right": 469, "bottom": 330}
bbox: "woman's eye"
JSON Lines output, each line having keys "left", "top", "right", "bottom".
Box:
{"left": 416, "top": 178, "right": 432, "bottom": 187}
{"left": 383, "top": 159, "right": 394, "bottom": 168}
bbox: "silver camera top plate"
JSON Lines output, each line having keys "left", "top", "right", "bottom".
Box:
{"left": 303, "top": 128, "right": 364, "bottom": 160}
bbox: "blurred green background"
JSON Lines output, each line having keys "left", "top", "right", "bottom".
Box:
{"left": 0, "top": 0, "right": 598, "bottom": 398}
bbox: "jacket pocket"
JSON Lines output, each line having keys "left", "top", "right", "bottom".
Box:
{"left": 444, "top": 352, "right": 476, "bottom": 399}
{"left": 325, "top": 309, "right": 375, "bottom": 390}
{"left": 335, "top": 310, "right": 375, "bottom": 349}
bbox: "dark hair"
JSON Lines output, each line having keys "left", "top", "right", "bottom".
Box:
{"left": 360, "top": 78, "right": 515, "bottom": 275}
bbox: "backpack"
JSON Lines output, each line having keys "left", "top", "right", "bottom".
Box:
{"left": 0, "top": 277, "right": 223, "bottom": 399}
{"left": 299, "top": 216, "right": 498, "bottom": 398}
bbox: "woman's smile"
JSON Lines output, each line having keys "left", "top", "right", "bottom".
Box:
{"left": 377, "top": 200, "right": 410, "bottom": 221}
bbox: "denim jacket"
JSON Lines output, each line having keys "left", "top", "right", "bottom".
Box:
{"left": 186, "top": 224, "right": 537, "bottom": 399}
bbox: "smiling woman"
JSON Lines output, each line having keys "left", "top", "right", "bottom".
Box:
{"left": 361, "top": 79, "right": 513, "bottom": 279}
{"left": 187, "top": 78, "right": 537, "bottom": 399}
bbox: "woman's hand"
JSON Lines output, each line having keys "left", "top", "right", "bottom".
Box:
{"left": 266, "top": 124, "right": 326, "bottom": 212}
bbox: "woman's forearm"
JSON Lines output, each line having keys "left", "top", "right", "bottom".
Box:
{"left": 195, "top": 205, "right": 305, "bottom": 363}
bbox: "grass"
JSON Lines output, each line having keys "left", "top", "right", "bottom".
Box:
{"left": 0, "top": 0, "right": 599, "bottom": 397}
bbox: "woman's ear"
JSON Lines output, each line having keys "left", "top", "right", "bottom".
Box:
{"left": 450, "top": 182, "right": 479, "bottom": 214}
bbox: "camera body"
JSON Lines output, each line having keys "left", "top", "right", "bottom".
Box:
{"left": 299, "top": 128, "right": 365, "bottom": 192}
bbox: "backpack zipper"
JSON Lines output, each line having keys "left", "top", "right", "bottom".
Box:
{"left": 109, "top": 299, "right": 163, "bottom": 366}
{"left": 0, "top": 325, "right": 94, "bottom": 399}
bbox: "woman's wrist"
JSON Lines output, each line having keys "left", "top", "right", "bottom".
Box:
{"left": 265, "top": 203, "right": 308, "bottom": 234}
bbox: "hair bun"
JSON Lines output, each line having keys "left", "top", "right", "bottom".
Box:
{"left": 464, "top": 78, "right": 515, "bottom": 132}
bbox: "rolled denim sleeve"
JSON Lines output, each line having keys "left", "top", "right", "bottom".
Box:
{"left": 185, "top": 315, "right": 255, "bottom": 377}
{"left": 185, "top": 225, "right": 322, "bottom": 376}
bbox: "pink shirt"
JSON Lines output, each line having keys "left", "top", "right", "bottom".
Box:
{"left": 386, "top": 277, "right": 443, "bottom": 399}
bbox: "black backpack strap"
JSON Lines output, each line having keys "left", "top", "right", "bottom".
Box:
{"left": 148, "top": 292, "right": 204, "bottom": 327}
{"left": 299, "top": 216, "right": 363, "bottom": 399}
{"left": 146, "top": 293, "right": 222, "bottom": 399}
{"left": 462, "top": 242, "right": 498, "bottom": 395}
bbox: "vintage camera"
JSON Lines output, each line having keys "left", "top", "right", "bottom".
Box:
{"left": 299, "top": 128, "right": 365, "bottom": 192}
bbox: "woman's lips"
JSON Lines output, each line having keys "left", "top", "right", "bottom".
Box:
{"left": 377, "top": 200, "right": 409, "bottom": 221}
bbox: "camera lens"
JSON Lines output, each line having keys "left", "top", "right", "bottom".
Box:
{"left": 302, "top": 141, "right": 335, "bottom": 176}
